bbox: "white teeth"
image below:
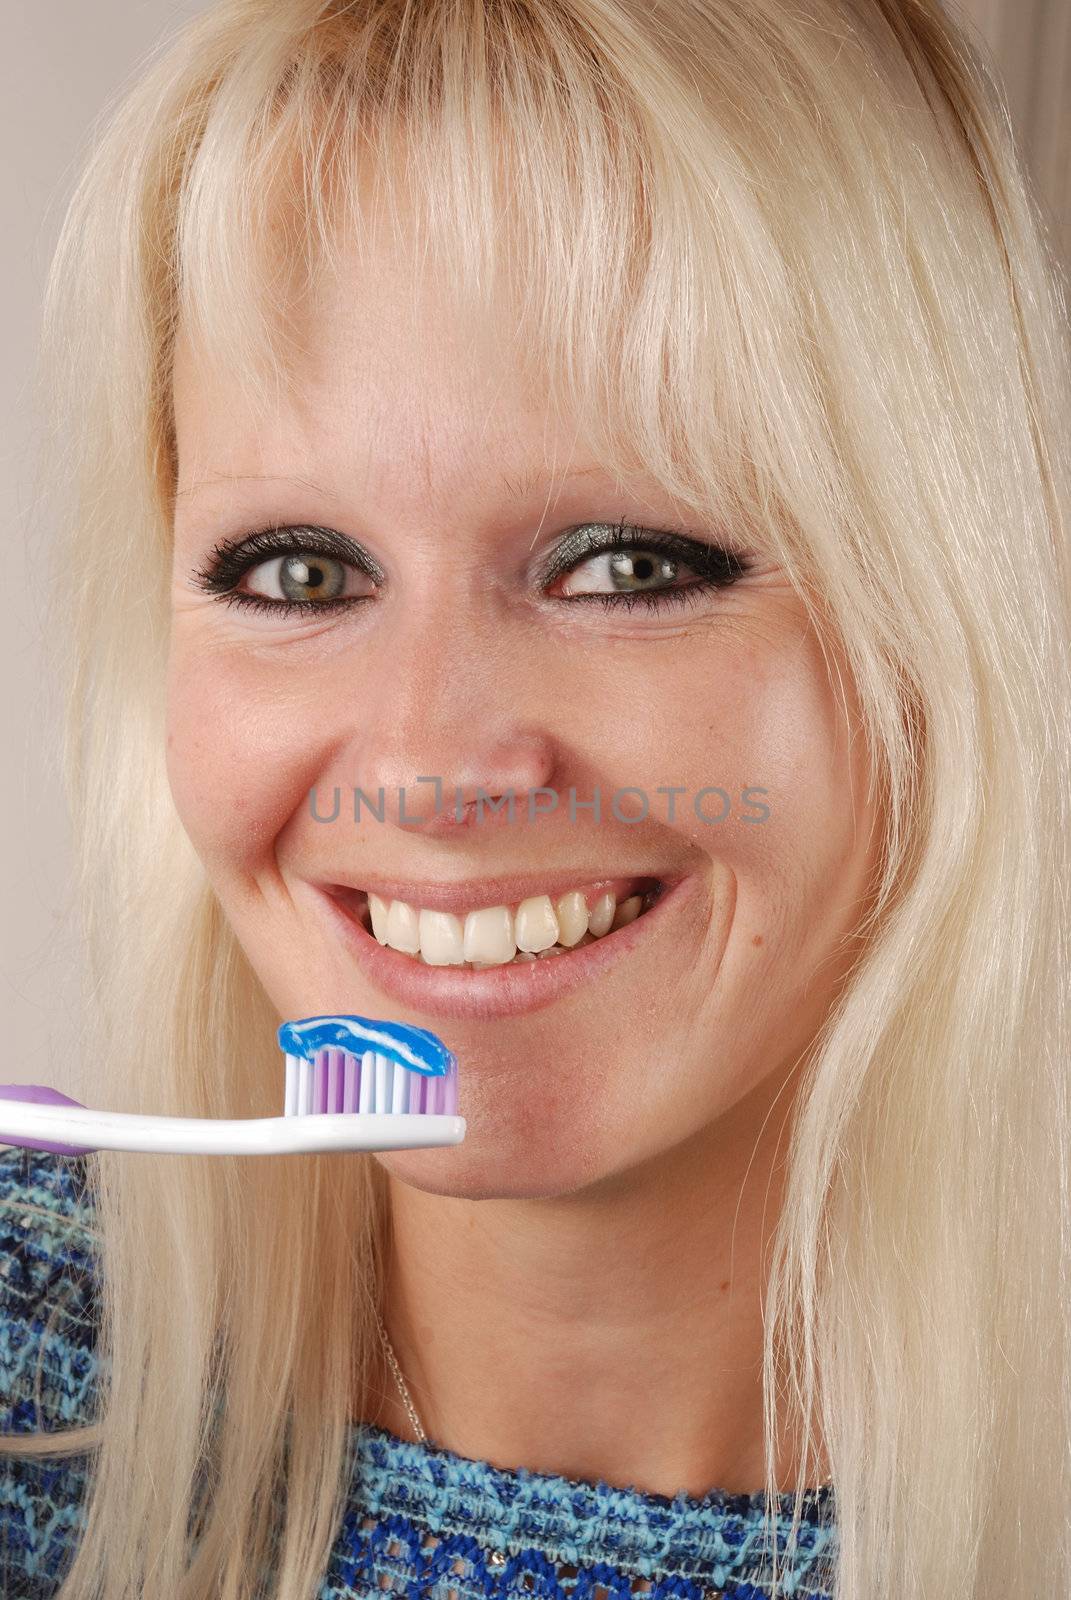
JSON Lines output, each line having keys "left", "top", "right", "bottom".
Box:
{"left": 368, "top": 892, "right": 390, "bottom": 944}
{"left": 515, "top": 894, "right": 560, "bottom": 952}
{"left": 587, "top": 891, "right": 616, "bottom": 937}
{"left": 359, "top": 881, "right": 661, "bottom": 966}
{"left": 463, "top": 905, "right": 516, "bottom": 964}
{"left": 610, "top": 894, "right": 644, "bottom": 932}
{"left": 385, "top": 898, "right": 420, "bottom": 953}
{"left": 418, "top": 909, "right": 466, "bottom": 965}
{"left": 554, "top": 890, "right": 589, "bottom": 946}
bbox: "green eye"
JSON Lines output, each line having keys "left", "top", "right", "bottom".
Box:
{"left": 542, "top": 518, "right": 750, "bottom": 614}
{"left": 246, "top": 552, "right": 361, "bottom": 604}
{"left": 191, "top": 524, "right": 381, "bottom": 617}
{"left": 558, "top": 546, "right": 692, "bottom": 598}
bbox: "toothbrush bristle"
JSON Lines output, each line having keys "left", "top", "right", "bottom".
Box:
{"left": 283, "top": 1048, "right": 458, "bottom": 1118}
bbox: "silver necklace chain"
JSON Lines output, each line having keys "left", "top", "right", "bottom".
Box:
{"left": 373, "top": 1306, "right": 831, "bottom": 1490}
{"left": 374, "top": 1303, "right": 428, "bottom": 1443}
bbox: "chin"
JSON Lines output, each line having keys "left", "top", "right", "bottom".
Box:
{"left": 374, "top": 1130, "right": 608, "bottom": 1202}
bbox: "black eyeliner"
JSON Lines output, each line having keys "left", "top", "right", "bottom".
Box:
{"left": 533, "top": 517, "right": 749, "bottom": 589}
{"left": 190, "top": 523, "right": 385, "bottom": 595}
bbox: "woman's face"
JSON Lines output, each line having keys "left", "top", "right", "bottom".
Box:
{"left": 166, "top": 213, "right": 882, "bottom": 1202}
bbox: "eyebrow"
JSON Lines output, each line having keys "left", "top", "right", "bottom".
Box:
{"left": 170, "top": 472, "right": 336, "bottom": 508}
{"left": 499, "top": 464, "right": 605, "bottom": 500}
{"left": 171, "top": 464, "right": 606, "bottom": 508}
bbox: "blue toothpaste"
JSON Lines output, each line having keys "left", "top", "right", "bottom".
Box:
{"left": 277, "top": 1014, "right": 454, "bottom": 1078}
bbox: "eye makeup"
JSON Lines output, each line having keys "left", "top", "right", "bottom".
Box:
{"left": 186, "top": 516, "right": 753, "bottom": 618}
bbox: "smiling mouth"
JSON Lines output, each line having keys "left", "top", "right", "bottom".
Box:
{"left": 328, "top": 878, "right": 665, "bottom": 970}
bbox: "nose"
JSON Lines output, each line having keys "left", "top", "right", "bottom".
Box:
{"left": 362, "top": 729, "right": 560, "bottom": 833}
{"left": 331, "top": 597, "right": 562, "bottom": 835}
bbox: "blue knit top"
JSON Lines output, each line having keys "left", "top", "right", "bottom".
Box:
{"left": 0, "top": 1145, "right": 838, "bottom": 1598}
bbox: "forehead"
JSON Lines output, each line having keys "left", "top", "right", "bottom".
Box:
{"left": 168, "top": 149, "right": 710, "bottom": 529}
{"left": 170, "top": 216, "right": 645, "bottom": 514}
{"left": 172, "top": 222, "right": 485, "bottom": 416}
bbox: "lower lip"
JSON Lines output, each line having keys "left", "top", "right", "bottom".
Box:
{"left": 309, "top": 877, "right": 695, "bottom": 1021}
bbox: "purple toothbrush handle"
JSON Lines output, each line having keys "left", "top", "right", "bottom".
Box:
{"left": 0, "top": 1084, "right": 97, "bottom": 1157}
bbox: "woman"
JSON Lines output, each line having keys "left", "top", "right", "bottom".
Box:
{"left": 1, "top": 1, "right": 1068, "bottom": 1596}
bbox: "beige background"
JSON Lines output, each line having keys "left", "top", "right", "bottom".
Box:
{"left": 1, "top": 0, "right": 1067, "bottom": 1104}
{"left": 958, "top": 0, "right": 1071, "bottom": 276}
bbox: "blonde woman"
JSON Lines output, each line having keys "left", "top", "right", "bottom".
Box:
{"left": 1, "top": 1, "right": 1069, "bottom": 1596}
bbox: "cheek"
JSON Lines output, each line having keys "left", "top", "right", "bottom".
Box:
{"left": 725, "top": 636, "right": 880, "bottom": 967}
{"left": 164, "top": 639, "right": 330, "bottom": 877}
{"left": 581, "top": 635, "right": 851, "bottom": 875}
{"left": 635, "top": 631, "right": 875, "bottom": 950}
{"left": 547, "top": 646, "right": 770, "bottom": 848}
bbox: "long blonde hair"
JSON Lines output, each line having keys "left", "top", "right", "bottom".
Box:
{"left": 4, "top": 1, "right": 1069, "bottom": 1595}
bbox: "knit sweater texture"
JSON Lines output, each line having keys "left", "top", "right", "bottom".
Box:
{"left": 0, "top": 1145, "right": 838, "bottom": 1598}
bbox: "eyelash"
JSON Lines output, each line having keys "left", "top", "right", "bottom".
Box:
{"left": 189, "top": 518, "right": 752, "bottom": 618}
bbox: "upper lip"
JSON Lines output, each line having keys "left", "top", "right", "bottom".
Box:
{"left": 318, "top": 868, "right": 676, "bottom": 917}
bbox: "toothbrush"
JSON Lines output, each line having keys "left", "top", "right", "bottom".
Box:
{"left": 0, "top": 1014, "right": 465, "bottom": 1158}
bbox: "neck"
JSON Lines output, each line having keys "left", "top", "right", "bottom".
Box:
{"left": 356, "top": 1067, "right": 831, "bottom": 1498}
